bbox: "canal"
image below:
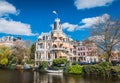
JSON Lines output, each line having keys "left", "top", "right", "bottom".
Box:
{"left": 0, "top": 70, "right": 120, "bottom": 83}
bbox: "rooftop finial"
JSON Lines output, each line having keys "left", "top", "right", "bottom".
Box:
{"left": 53, "top": 10, "right": 58, "bottom": 18}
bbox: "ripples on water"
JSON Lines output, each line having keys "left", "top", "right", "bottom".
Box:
{"left": 0, "top": 70, "right": 120, "bottom": 83}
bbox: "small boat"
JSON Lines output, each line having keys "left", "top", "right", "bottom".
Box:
{"left": 47, "top": 73, "right": 63, "bottom": 76}
{"left": 45, "top": 68, "right": 63, "bottom": 73}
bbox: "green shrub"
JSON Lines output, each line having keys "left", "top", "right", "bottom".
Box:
{"left": 53, "top": 58, "right": 67, "bottom": 66}
{"left": 98, "top": 62, "right": 111, "bottom": 77}
{"left": 8, "top": 64, "right": 17, "bottom": 70}
{"left": 39, "top": 61, "right": 48, "bottom": 72}
{"left": 72, "top": 62, "right": 76, "bottom": 65}
{"left": 83, "top": 65, "right": 106, "bottom": 77}
{"left": 82, "top": 61, "right": 120, "bottom": 79}
{"left": 99, "top": 62, "right": 110, "bottom": 69}
{"left": 83, "top": 65, "right": 93, "bottom": 75}
{"left": 68, "top": 64, "right": 82, "bottom": 74}
{"left": 0, "top": 58, "right": 8, "bottom": 65}
{"left": 83, "top": 64, "right": 120, "bottom": 78}
{"left": 111, "top": 61, "right": 118, "bottom": 66}
{"left": 64, "top": 62, "right": 70, "bottom": 73}
{"left": 9, "top": 58, "right": 16, "bottom": 65}
{"left": 26, "top": 59, "right": 32, "bottom": 64}
{"left": 111, "top": 68, "right": 119, "bottom": 78}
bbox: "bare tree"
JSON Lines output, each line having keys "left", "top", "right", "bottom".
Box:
{"left": 12, "top": 40, "right": 30, "bottom": 64}
{"left": 90, "top": 17, "right": 120, "bottom": 63}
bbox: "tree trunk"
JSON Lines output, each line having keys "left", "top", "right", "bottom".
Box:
{"left": 106, "top": 52, "right": 111, "bottom": 63}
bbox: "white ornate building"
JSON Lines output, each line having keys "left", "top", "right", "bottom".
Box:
{"left": 73, "top": 41, "right": 99, "bottom": 63}
{"left": 0, "top": 36, "right": 15, "bottom": 47}
{"left": 35, "top": 18, "right": 99, "bottom": 67}
{"left": 0, "top": 36, "right": 21, "bottom": 47}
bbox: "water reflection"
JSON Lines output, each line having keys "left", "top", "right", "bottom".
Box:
{"left": 34, "top": 72, "right": 64, "bottom": 83}
{"left": 33, "top": 72, "right": 88, "bottom": 83}
{"left": 0, "top": 70, "right": 33, "bottom": 83}
{"left": 0, "top": 70, "right": 120, "bottom": 83}
{"left": 34, "top": 71, "right": 120, "bottom": 83}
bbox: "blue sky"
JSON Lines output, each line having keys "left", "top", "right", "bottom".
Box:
{"left": 0, "top": 0, "right": 120, "bottom": 42}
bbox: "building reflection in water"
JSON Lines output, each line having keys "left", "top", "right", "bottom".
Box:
{"left": 34, "top": 71, "right": 65, "bottom": 83}
{"left": 34, "top": 71, "right": 91, "bottom": 83}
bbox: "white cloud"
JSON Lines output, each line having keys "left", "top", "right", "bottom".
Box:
{"left": 79, "top": 13, "right": 110, "bottom": 29}
{"left": 0, "top": 0, "right": 36, "bottom": 36}
{"left": 61, "top": 22, "right": 78, "bottom": 32}
{"left": 74, "top": 0, "right": 114, "bottom": 10}
{"left": 0, "top": 0, "right": 18, "bottom": 17}
{"left": 0, "top": 18, "right": 37, "bottom": 36}
{"left": 62, "top": 14, "right": 110, "bottom": 31}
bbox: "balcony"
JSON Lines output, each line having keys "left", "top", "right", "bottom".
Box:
{"left": 50, "top": 47, "right": 69, "bottom": 51}
{"left": 36, "top": 48, "right": 45, "bottom": 51}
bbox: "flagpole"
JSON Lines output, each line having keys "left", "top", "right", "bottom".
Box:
{"left": 56, "top": 13, "right": 58, "bottom": 19}
{"left": 53, "top": 10, "right": 58, "bottom": 19}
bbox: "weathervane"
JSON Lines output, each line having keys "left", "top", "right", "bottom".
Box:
{"left": 53, "top": 10, "right": 58, "bottom": 18}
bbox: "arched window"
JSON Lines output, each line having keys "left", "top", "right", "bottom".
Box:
{"left": 48, "top": 43, "right": 50, "bottom": 48}
{"left": 53, "top": 44, "right": 57, "bottom": 48}
{"left": 83, "top": 52, "right": 85, "bottom": 55}
{"left": 60, "top": 44, "right": 63, "bottom": 47}
{"left": 55, "top": 52, "right": 57, "bottom": 58}
{"left": 80, "top": 48, "right": 82, "bottom": 50}
{"left": 39, "top": 53, "right": 41, "bottom": 59}
{"left": 48, "top": 53, "right": 51, "bottom": 59}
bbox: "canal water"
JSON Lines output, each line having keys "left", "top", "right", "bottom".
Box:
{"left": 0, "top": 70, "right": 120, "bottom": 83}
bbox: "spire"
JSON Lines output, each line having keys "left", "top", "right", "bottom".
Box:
{"left": 52, "top": 10, "right": 62, "bottom": 31}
